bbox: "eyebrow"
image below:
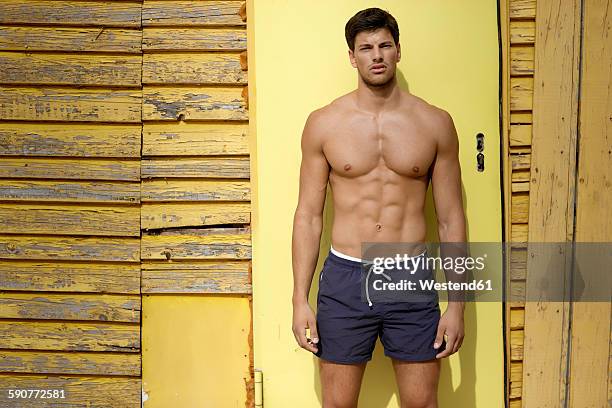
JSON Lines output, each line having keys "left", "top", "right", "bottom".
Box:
{"left": 358, "top": 41, "right": 393, "bottom": 48}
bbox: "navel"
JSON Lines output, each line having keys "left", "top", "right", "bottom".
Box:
{"left": 376, "top": 223, "right": 382, "bottom": 232}
{"left": 344, "top": 163, "right": 352, "bottom": 171}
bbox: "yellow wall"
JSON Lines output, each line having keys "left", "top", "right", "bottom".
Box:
{"left": 249, "top": 1, "right": 504, "bottom": 407}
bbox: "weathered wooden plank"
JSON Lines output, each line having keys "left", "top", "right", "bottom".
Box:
{"left": 511, "top": 224, "right": 528, "bottom": 243}
{"left": 510, "top": 247, "right": 527, "bottom": 280}
{"left": 0, "top": 293, "right": 140, "bottom": 322}
{"left": 512, "top": 169, "right": 530, "bottom": 182}
{"left": 0, "top": 123, "right": 141, "bottom": 158}
{"left": 143, "top": 86, "right": 247, "bottom": 121}
{"left": 0, "top": 235, "right": 140, "bottom": 262}
{"left": 0, "top": 375, "right": 140, "bottom": 407}
{"left": 510, "top": 77, "right": 533, "bottom": 111}
{"left": 510, "top": 308, "right": 525, "bottom": 330}
{"left": 0, "top": 204, "right": 140, "bottom": 236}
{"left": 509, "top": 124, "right": 532, "bottom": 146}
{"left": 510, "top": 329, "right": 524, "bottom": 360}
{"left": 510, "top": 111, "right": 532, "bottom": 124}
{"left": 142, "top": 179, "right": 250, "bottom": 202}
{"left": 0, "top": 27, "right": 142, "bottom": 53}
{"left": 0, "top": 350, "right": 140, "bottom": 376}
{"left": 509, "top": 0, "right": 536, "bottom": 19}
{"left": 141, "top": 228, "right": 251, "bottom": 260}
{"left": 0, "top": 180, "right": 140, "bottom": 203}
{"left": 142, "top": 157, "right": 249, "bottom": 179}
{"left": 143, "top": 53, "right": 247, "bottom": 85}
{"left": 142, "top": 260, "right": 251, "bottom": 293}
{"left": 0, "top": 321, "right": 139, "bottom": 351}
{"left": 0, "top": 261, "right": 140, "bottom": 294}
{"left": 510, "top": 46, "right": 534, "bottom": 75}
{"left": 510, "top": 153, "right": 530, "bottom": 171}
{"left": 568, "top": 1, "right": 612, "bottom": 405}
{"left": 511, "top": 182, "right": 529, "bottom": 193}
{"left": 523, "top": 0, "right": 582, "bottom": 405}
{"left": 510, "top": 280, "right": 526, "bottom": 306}
{"left": 143, "top": 1, "right": 245, "bottom": 27}
{"left": 0, "top": 158, "right": 139, "bottom": 181}
{"left": 142, "top": 202, "right": 250, "bottom": 229}
{"left": 143, "top": 28, "right": 246, "bottom": 51}
{"left": 0, "top": 87, "right": 142, "bottom": 122}
{"left": 0, "top": 52, "right": 142, "bottom": 86}
{"left": 143, "top": 122, "right": 248, "bottom": 156}
{"left": 510, "top": 361, "right": 523, "bottom": 398}
{"left": 0, "top": 1, "right": 141, "bottom": 27}
{"left": 510, "top": 20, "right": 535, "bottom": 44}
{"left": 511, "top": 193, "right": 528, "bottom": 223}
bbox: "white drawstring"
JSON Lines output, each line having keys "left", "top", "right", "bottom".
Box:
{"left": 364, "top": 261, "right": 392, "bottom": 307}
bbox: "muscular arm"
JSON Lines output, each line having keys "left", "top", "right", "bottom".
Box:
{"left": 292, "top": 110, "right": 330, "bottom": 304}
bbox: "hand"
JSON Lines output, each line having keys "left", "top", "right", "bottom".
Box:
{"left": 434, "top": 305, "right": 465, "bottom": 358}
{"left": 292, "top": 300, "right": 319, "bottom": 353}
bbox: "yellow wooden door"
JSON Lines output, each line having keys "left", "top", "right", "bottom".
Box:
{"left": 250, "top": 1, "right": 503, "bottom": 407}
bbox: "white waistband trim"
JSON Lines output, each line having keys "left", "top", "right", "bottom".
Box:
{"left": 330, "top": 245, "right": 427, "bottom": 264}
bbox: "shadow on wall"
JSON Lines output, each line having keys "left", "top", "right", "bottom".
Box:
{"left": 306, "top": 69, "right": 478, "bottom": 408}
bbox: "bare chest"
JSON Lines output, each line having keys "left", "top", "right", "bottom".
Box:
{"left": 323, "top": 115, "right": 437, "bottom": 179}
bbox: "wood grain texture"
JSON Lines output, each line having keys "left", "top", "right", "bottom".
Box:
{"left": 0, "top": 261, "right": 140, "bottom": 294}
{"left": 0, "top": 158, "right": 139, "bottom": 181}
{"left": 143, "top": 86, "right": 247, "bottom": 121}
{"left": 510, "top": 46, "right": 534, "bottom": 75}
{"left": 0, "top": 375, "right": 140, "bottom": 407}
{"left": 141, "top": 179, "right": 250, "bottom": 202}
{"left": 142, "top": 157, "right": 249, "bottom": 179}
{"left": 0, "top": 1, "right": 141, "bottom": 27}
{"left": 0, "top": 293, "right": 140, "bottom": 322}
{"left": 522, "top": 0, "right": 582, "bottom": 406}
{"left": 0, "top": 87, "right": 142, "bottom": 122}
{"left": 141, "top": 227, "right": 251, "bottom": 260}
{"left": 143, "top": 1, "right": 245, "bottom": 27}
{"left": 0, "top": 52, "right": 142, "bottom": 86}
{"left": 142, "top": 202, "right": 250, "bottom": 229}
{"left": 509, "top": 0, "right": 536, "bottom": 19}
{"left": 0, "top": 27, "right": 142, "bottom": 53}
{"left": 0, "top": 235, "right": 140, "bottom": 262}
{"left": 143, "top": 28, "right": 246, "bottom": 51}
{"left": 568, "top": 0, "right": 612, "bottom": 405}
{"left": 509, "top": 124, "right": 532, "bottom": 146}
{"left": 143, "top": 53, "right": 247, "bottom": 85}
{"left": 0, "top": 123, "right": 141, "bottom": 157}
{"left": 510, "top": 20, "right": 535, "bottom": 44}
{"left": 510, "top": 77, "right": 533, "bottom": 110}
{"left": 143, "top": 122, "right": 248, "bottom": 155}
{"left": 0, "top": 179, "right": 140, "bottom": 203}
{"left": 0, "top": 204, "right": 140, "bottom": 236}
{"left": 142, "top": 260, "right": 251, "bottom": 293}
{"left": 0, "top": 321, "right": 139, "bottom": 351}
{"left": 511, "top": 193, "right": 528, "bottom": 223}
{"left": 0, "top": 350, "right": 140, "bottom": 376}
{"left": 510, "top": 111, "right": 533, "bottom": 124}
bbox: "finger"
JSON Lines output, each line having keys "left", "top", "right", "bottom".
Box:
{"left": 304, "top": 325, "right": 318, "bottom": 353}
{"left": 309, "top": 319, "right": 320, "bottom": 346}
{"left": 436, "top": 334, "right": 455, "bottom": 358}
{"left": 433, "top": 324, "right": 445, "bottom": 350}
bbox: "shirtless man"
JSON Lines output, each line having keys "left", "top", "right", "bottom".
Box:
{"left": 291, "top": 7, "right": 466, "bottom": 408}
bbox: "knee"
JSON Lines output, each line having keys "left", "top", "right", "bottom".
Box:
{"left": 400, "top": 394, "right": 437, "bottom": 408}
{"left": 322, "top": 394, "right": 359, "bottom": 408}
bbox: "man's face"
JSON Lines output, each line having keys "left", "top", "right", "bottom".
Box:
{"left": 349, "top": 28, "right": 401, "bottom": 87}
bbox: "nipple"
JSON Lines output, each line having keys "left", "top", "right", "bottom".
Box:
{"left": 344, "top": 163, "right": 352, "bottom": 171}
{"left": 412, "top": 166, "right": 420, "bottom": 173}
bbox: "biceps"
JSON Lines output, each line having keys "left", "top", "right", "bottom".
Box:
{"left": 431, "top": 154, "right": 463, "bottom": 218}
{"left": 296, "top": 150, "right": 329, "bottom": 216}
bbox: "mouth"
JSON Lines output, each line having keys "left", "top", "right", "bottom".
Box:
{"left": 370, "top": 65, "right": 386, "bottom": 74}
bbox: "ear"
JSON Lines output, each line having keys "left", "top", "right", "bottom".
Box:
{"left": 397, "top": 42, "right": 401, "bottom": 62}
{"left": 349, "top": 49, "right": 357, "bottom": 68}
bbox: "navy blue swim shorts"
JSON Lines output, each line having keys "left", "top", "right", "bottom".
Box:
{"left": 314, "top": 248, "right": 447, "bottom": 364}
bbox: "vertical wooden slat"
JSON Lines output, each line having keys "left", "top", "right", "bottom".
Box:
{"left": 522, "top": 1, "right": 582, "bottom": 407}
{"left": 568, "top": 0, "right": 612, "bottom": 405}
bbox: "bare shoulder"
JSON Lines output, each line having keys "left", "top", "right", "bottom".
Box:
{"left": 303, "top": 93, "right": 352, "bottom": 136}
{"left": 405, "top": 92, "right": 458, "bottom": 147}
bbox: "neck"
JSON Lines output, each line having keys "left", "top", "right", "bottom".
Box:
{"left": 354, "top": 74, "right": 401, "bottom": 114}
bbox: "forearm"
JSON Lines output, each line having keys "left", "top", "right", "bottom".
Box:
{"left": 291, "top": 211, "right": 324, "bottom": 304}
{"left": 437, "top": 215, "right": 468, "bottom": 310}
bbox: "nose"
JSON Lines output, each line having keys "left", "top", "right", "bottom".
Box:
{"left": 372, "top": 48, "right": 383, "bottom": 62}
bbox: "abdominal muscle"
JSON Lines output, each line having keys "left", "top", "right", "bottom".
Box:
{"left": 328, "top": 168, "right": 429, "bottom": 259}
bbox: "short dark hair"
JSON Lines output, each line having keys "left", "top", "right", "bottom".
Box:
{"left": 345, "top": 7, "right": 400, "bottom": 52}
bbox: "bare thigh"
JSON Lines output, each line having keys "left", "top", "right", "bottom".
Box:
{"left": 319, "top": 359, "right": 367, "bottom": 408}
{"left": 391, "top": 358, "right": 440, "bottom": 408}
